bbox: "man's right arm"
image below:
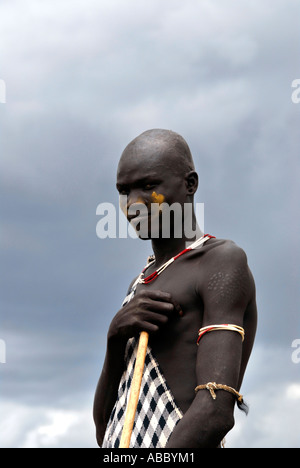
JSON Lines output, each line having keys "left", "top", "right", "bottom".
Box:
{"left": 93, "top": 277, "right": 138, "bottom": 447}
{"left": 93, "top": 289, "right": 178, "bottom": 446}
{"left": 93, "top": 337, "right": 127, "bottom": 446}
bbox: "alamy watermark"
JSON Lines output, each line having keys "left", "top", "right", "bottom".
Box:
{"left": 0, "top": 339, "right": 6, "bottom": 364}
{"left": 291, "top": 79, "right": 300, "bottom": 104}
{"left": 96, "top": 196, "right": 205, "bottom": 240}
{"left": 0, "top": 79, "right": 6, "bottom": 104}
{"left": 291, "top": 339, "right": 300, "bottom": 364}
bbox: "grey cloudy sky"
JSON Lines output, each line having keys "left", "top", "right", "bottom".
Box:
{"left": 0, "top": 0, "right": 299, "bottom": 448}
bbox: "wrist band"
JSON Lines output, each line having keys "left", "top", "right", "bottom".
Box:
{"left": 195, "top": 381, "right": 248, "bottom": 414}
{"left": 195, "top": 381, "right": 243, "bottom": 403}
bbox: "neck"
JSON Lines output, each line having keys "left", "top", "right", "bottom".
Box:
{"left": 150, "top": 222, "right": 204, "bottom": 267}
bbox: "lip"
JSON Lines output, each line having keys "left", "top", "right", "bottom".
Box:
{"left": 128, "top": 214, "right": 150, "bottom": 224}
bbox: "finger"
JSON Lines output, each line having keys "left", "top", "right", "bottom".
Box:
{"left": 143, "top": 311, "right": 169, "bottom": 325}
{"left": 145, "top": 300, "right": 174, "bottom": 314}
{"left": 140, "top": 290, "right": 173, "bottom": 302}
{"left": 140, "top": 290, "right": 183, "bottom": 317}
{"left": 139, "top": 322, "right": 159, "bottom": 335}
{"left": 148, "top": 293, "right": 183, "bottom": 317}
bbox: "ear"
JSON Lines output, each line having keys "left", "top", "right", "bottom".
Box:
{"left": 185, "top": 171, "right": 198, "bottom": 195}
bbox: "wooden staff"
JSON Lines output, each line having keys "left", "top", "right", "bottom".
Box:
{"left": 119, "top": 331, "right": 149, "bottom": 448}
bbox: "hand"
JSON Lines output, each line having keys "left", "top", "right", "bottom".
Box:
{"left": 107, "top": 289, "right": 182, "bottom": 344}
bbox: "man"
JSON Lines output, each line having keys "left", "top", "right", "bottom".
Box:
{"left": 93, "top": 129, "right": 257, "bottom": 448}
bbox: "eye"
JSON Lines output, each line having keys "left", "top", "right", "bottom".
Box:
{"left": 117, "top": 185, "right": 129, "bottom": 195}
{"left": 144, "top": 183, "right": 156, "bottom": 190}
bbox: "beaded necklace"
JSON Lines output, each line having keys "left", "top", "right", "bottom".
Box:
{"left": 137, "top": 234, "right": 215, "bottom": 285}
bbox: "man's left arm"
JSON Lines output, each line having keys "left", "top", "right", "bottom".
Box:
{"left": 166, "top": 242, "right": 257, "bottom": 448}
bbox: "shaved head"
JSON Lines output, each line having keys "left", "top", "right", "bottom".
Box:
{"left": 119, "top": 129, "right": 195, "bottom": 178}
{"left": 116, "top": 129, "right": 199, "bottom": 239}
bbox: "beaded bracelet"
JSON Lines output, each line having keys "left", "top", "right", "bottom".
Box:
{"left": 197, "top": 324, "right": 245, "bottom": 345}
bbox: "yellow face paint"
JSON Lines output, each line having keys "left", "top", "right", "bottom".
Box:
{"left": 151, "top": 192, "right": 165, "bottom": 205}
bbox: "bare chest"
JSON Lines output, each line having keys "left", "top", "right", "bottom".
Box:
{"left": 134, "top": 258, "right": 204, "bottom": 411}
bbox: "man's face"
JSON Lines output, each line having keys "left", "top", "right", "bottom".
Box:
{"left": 116, "top": 142, "right": 188, "bottom": 239}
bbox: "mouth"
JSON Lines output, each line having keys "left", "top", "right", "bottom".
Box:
{"left": 128, "top": 214, "right": 152, "bottom": 239}
{"left": 128, "top": 213, "right": 150, "bottom": 226}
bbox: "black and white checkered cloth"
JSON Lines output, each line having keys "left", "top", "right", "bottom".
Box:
{"left": 102, "top": 336, "right": 183, "bottom": 448}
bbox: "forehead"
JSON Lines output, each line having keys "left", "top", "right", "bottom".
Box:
{"left": 116, "top": 141, "right": 173, "bottom": 185}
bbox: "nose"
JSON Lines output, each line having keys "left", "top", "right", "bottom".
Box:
{"left": 126, "top": 191, "right": 148, "bottom": 221}
{"left": 128, "top": 191, "right": 145, "bottom": 206}
{"left": 127, "top": 202, "right": 148, "bottom": 222}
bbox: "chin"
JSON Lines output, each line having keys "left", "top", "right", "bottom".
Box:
{"left": 138, "top": 234, "right": 151, "bottom": 241}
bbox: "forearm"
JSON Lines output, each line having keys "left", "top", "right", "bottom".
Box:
{"left": 166, "top": 396, "right": 234, "bottom": 448}
{"left": 93, "top": 338, "right": 127, "bottom": 446}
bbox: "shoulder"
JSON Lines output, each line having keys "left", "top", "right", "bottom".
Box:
{"left": 203, "top": 238, "right": 248, "bottom": 270}
{"left": 195, "top": 238, "right": 248, "bottom": 273}
{"left": 188, "top": 237, "right": 250, "bottom": 277}
{"left": 197, "top": 238, "right": 255, "bottom": 311}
